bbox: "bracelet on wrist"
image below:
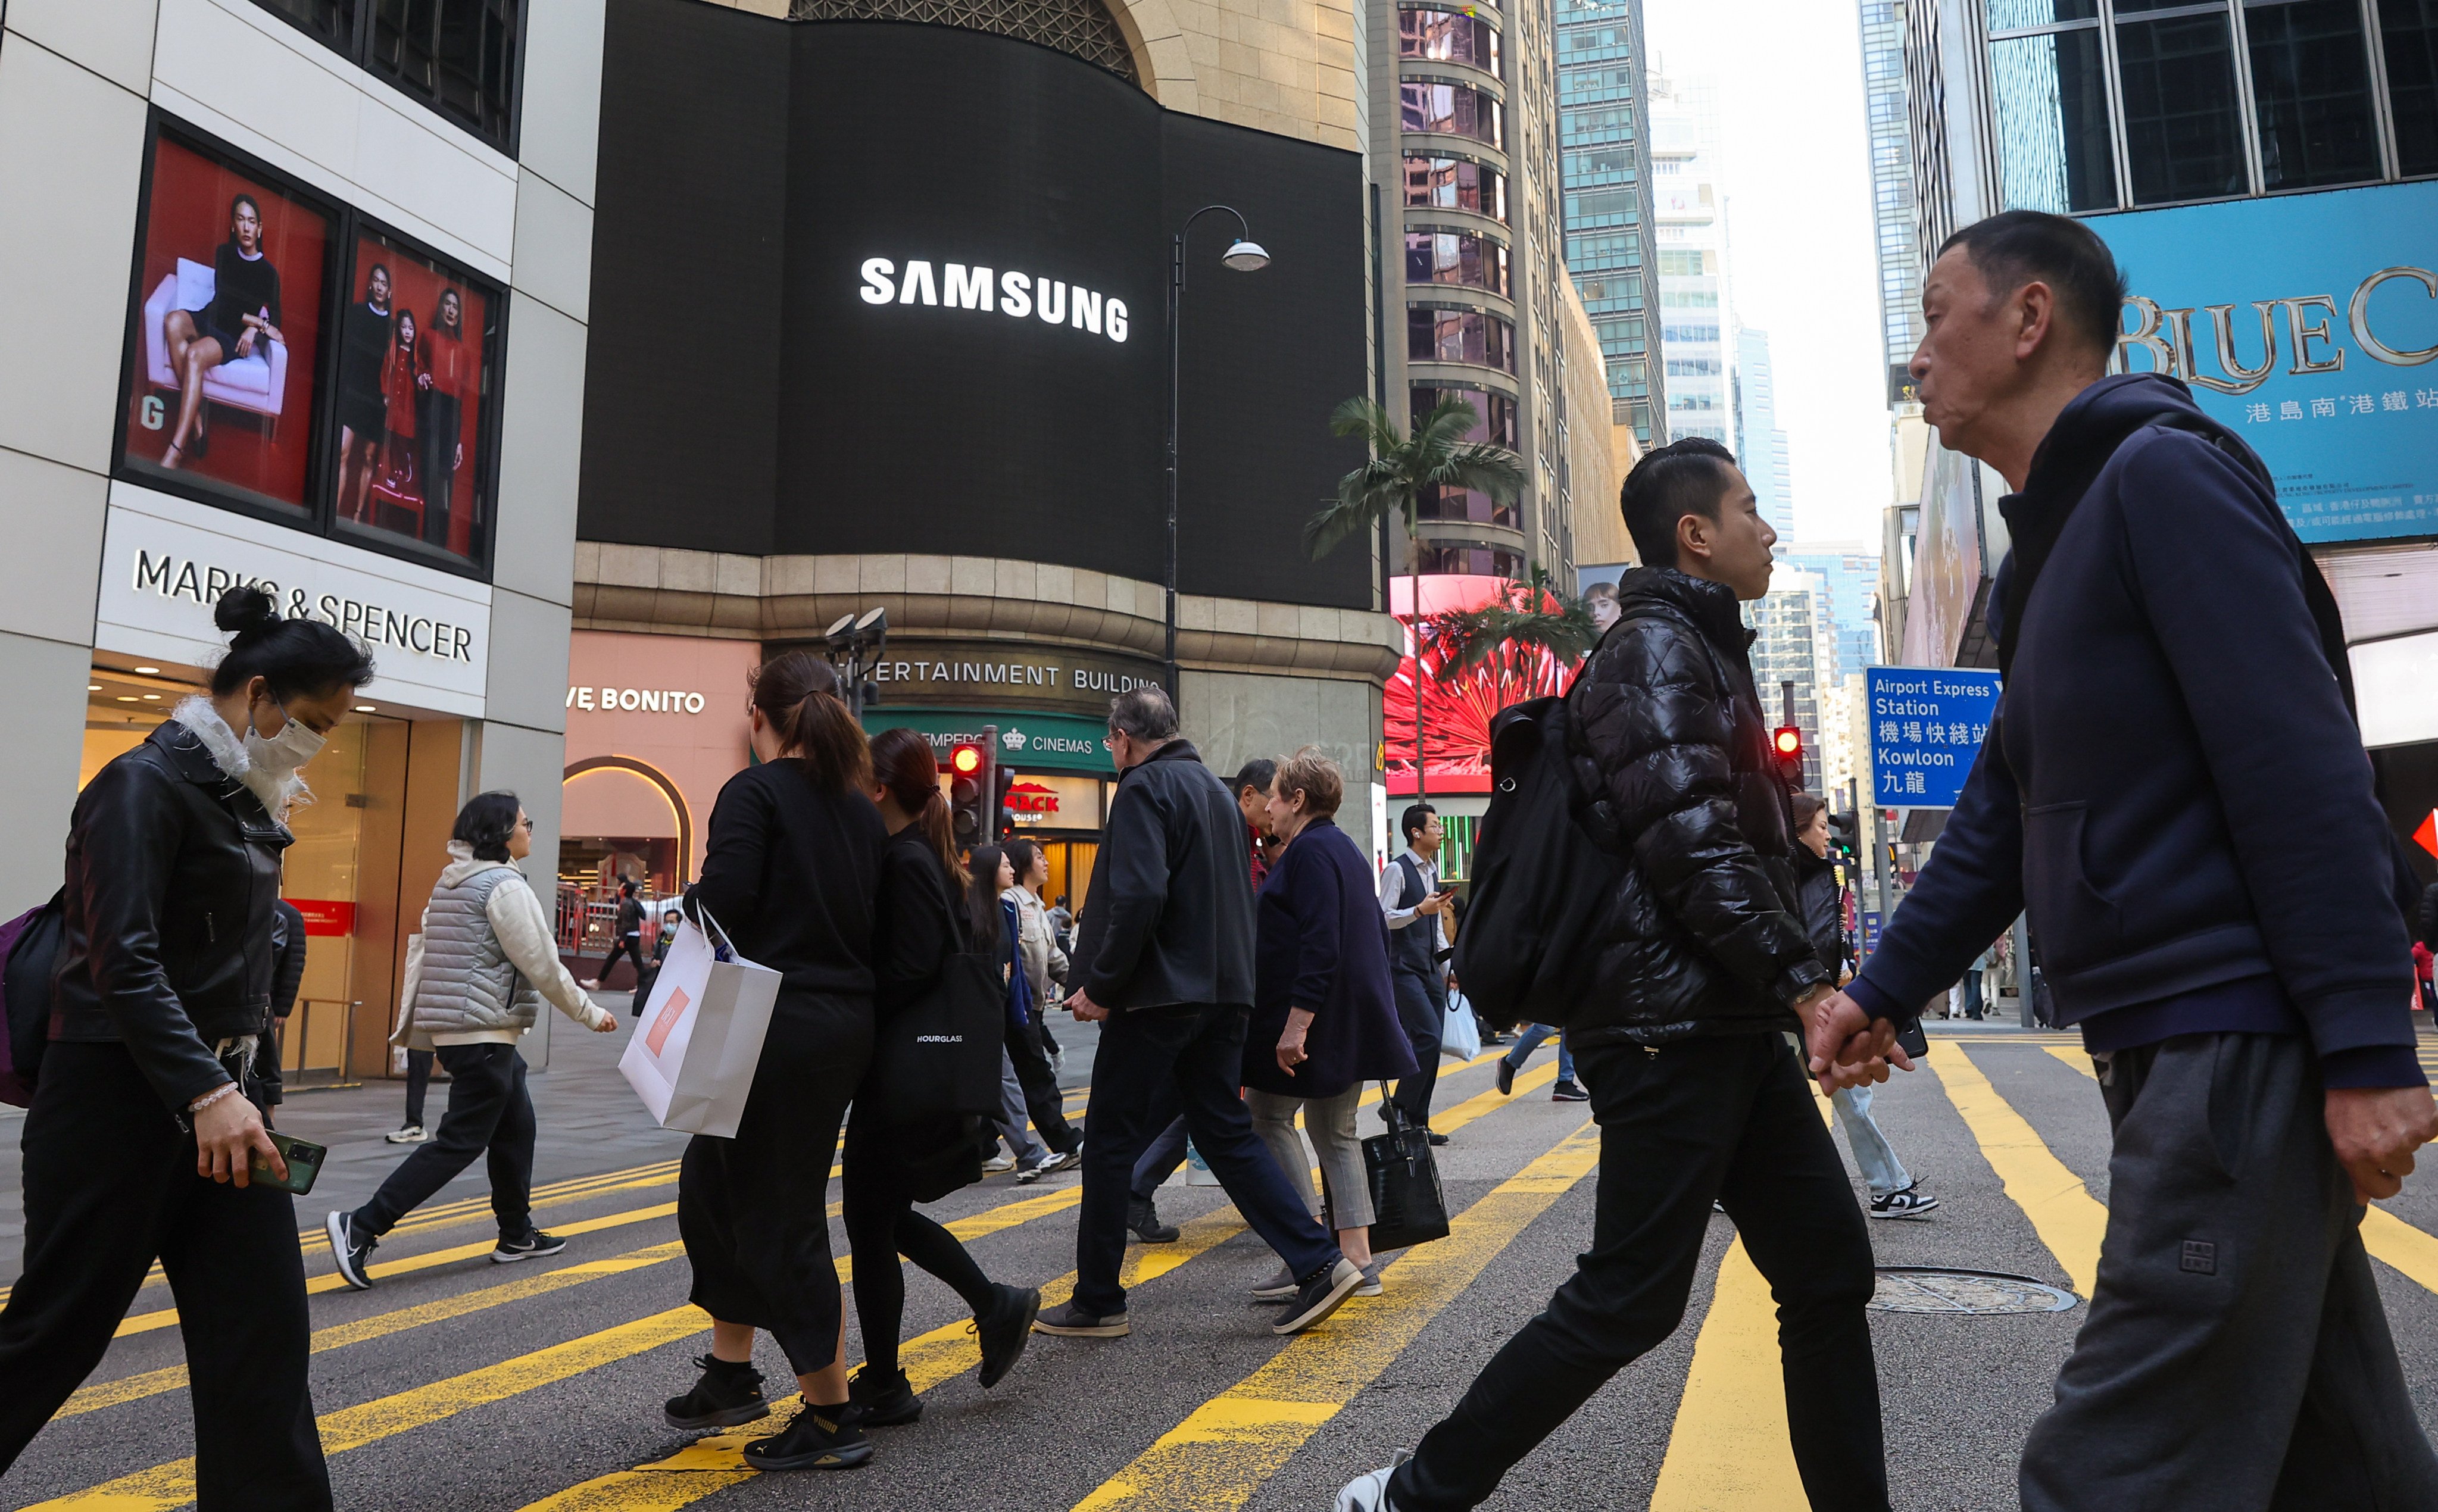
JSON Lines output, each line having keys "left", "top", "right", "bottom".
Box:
{"left": 188, "top": 1082, "right": 239, "bottom": 1116}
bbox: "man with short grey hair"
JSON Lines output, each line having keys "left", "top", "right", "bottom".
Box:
{"left": 1037, "top": 687, "right": 1364, "bottom": 1340}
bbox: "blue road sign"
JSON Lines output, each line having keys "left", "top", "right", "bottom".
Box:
{"left": 1867, "top": 666, "right": 2003, "bottom": 809}
{"left": 1860, "top": 910, "right": 1883, "bottom": 960}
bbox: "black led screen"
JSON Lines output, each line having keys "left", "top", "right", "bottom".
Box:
{"left": 583, "top": 0, "right": 1371, "bottom": 610}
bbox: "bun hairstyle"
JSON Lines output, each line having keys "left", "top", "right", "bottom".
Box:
{"left": 750, "top": 649, "right": 870, "bottom": 795}
{"left": 870, "top": 727, "right": 960, "bottom": 884}
{"left": 208, "top": 585, "right": 376, "bottom": 702}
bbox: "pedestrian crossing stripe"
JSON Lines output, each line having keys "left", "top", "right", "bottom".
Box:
{"left": 1934, "top": 1045, "right": 2106, "bottom": 1296}
{"left": 1065, "top": 1120, "right": 1604, "bottom": 1512}
{"left": 508, "top": 1060, "right": 1566, "bottom": 1510}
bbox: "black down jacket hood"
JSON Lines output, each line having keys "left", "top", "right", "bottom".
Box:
{"left": 1560, "top": 567, "right": 1831, "bottom": 1044}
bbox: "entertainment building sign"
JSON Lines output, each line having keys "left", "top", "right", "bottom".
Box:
{"left": 844, "top": 638, "right": 1163, "bottom": 718}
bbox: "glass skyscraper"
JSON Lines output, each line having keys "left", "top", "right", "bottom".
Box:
{"left": 1555, "top": 0, "right": 1666, "bottom": 447}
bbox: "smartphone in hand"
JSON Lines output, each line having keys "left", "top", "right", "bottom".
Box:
{"left": 249, "top": 1132, "right": 328, "bottom": 1196}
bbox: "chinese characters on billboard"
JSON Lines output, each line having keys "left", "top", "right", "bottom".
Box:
{"left": 2096, "top": 180, "right": 2438, "bottom": 544}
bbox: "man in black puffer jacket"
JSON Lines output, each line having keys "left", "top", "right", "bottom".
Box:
{"left": 1339, "top": 439, "right": 1889, "bottom": 1512}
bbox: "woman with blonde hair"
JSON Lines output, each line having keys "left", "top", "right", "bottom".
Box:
{"left": 658, "top": 651, "right": 888, "bottom": 1472}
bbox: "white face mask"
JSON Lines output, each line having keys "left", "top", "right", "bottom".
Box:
{"left": 245, "top": 698, "right": 326, "bottom": 776}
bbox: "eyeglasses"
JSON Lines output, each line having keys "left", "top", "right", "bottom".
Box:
{"left": 516, "top": 818, "right": 535, "bottom": 831}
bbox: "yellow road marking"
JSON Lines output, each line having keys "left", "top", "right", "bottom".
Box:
{"left": 509, "top": 1055, "right": 1556, "bottom": 1510}
{"left": 1935, "top": 1045, "right": 2105, "bottom": 1297}
{"left": 63, "top": 1242, "right": 692, "bottom": 1419}
{"left": 26, "top": 1305, "right": 714, "bottom": 1511}
{"left": 1647, "top": 1238, "right": 1809, "bottom": 1511}
{"left": 2043, "top": 1042, "right": 2438, "bottom": 1296}
{"left": 1066, "top": 1119, "right": 1601, "bottom": 1512}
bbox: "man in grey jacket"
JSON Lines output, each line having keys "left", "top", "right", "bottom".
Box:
{"left": 1034, "top": 688, "right": 1364, "bottom": 1340}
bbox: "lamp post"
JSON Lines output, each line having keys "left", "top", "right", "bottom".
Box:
{"left": 1165, "top": 205, "right": 1270, "bottom": 699}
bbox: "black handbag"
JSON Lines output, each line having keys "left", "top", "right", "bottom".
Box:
{"left": 870, "top": 951, "right": 1005, "bottom": 1126}
{"left": 1362, "top": 1088, "right": 1452, "bottom": 1251}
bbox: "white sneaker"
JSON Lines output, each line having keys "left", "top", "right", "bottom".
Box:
{"left": 1335, "top": 1453, "right": 1410, "bottom": 1511}
{"left": 983, "top": 1154, "right": 1017, "bottom": 1173}
{"left": 1869, "top": 1184, "right": 1940, "bottom": 1219}
{"left": 385, "top": 1124, "right": 428, "bottom": 1144}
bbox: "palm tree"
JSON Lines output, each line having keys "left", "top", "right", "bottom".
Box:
{"left": 1431, "top": 565, "right": 1601, "bottom": 689}
{"left": 1306, "top": 396, "right": 1526, "bottom": 802}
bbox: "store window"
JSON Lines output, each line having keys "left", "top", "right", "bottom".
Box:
{"left": 118, "top": 117, "right": 507, "bottom": 582}
{"left": 119, "top": 130, "right": 338, "bottom": 520}
{"left": 1400, "top": 8, "right": 1503, "bottom": 76}
{"left": 248, "top": 0, "right": 523, "bottom": 151}
{"left": 1988, "top": 26, "right": 2117, "bottom": 212}
{"left": 1410, "top": 385, "right": 1519, "bottom": 449}
{"left": 1401, "top": 81, "right": 1505, "bottom": 148}
{"left": 2245, "top": 0, "right": 2381, "bottom": 189}
{"left": 1409, "top": 307, "right": 1518, "bottom": 371}
{"left": 2116, "top": 4, "right": 2248, "bottom": 205}
{"left": 1403, "top": 155, "right": 1509, "bottom": 221}
{"left": 83, "top": 663, "right": 417, "bottom": 1086}
{"left": 1406, "top": 229, "right": 1510, "bottom": 294}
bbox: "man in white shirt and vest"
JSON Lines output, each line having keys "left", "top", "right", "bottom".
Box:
{"left": 1379, "top": 802, "right": 1455, "bottom": 1145}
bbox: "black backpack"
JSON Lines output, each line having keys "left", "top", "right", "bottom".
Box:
{"left": 1453, "top": 696, "right": 1624, "bottom": 1032}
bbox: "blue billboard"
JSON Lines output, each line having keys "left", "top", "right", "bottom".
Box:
{"left": 1868, "top": 666, "right": 2003, "bottom": 808}
{"left": 2093, "top": 180, "right": 2438, "bottom": 545}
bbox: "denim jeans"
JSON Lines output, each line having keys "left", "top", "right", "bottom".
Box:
{"left": 1503, "top": 1023, "right": 1575, "bottom": 1084}
{"left": 1831, "top": 1085, "right": 1910, "bottom": 1196}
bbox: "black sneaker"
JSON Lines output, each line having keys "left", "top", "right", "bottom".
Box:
{"left": 492, "top": 1229, "right": 569, "bottom": 1264}
{"left": 664, "top": 1354, "right": 771, "bottom": 1430}
{"left": 1496, "top": 1058, "right": 1516, "bottom": 1096}
{"left": 839, "top": 1366, "right": 921, "bottom": 1428}
{"left": 1869, "top": 1184, "right": 1941, "bottom": 1220}
{"left": 1032, "top": 1299, "right": 1129, "bottom": 1337}
{"left": 1273, "top": 1258, "right": 1365, "bottom": 1335}
{"left": 326, "top": 1210, "right": 377, "bottom": 1291}
{"left": 741, "top": 1404, "right": 872, "bottom": 1471}
{"left": 973, "top": 1282, "right": 1041, "bottom": 1386}
{"left": 1551, "top": 1080, "right": 1589, "bottom": 1102}
{"left": 1126, "top": 1196, "right": 1179, "bottom": 1244}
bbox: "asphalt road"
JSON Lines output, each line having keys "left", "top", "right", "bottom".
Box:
{"left": 6, "top": 1010, "right": 2438, "bottom": 1511}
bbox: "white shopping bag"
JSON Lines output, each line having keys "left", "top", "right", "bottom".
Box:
{"left": 618, "top": 906, "right": 780, "bottom": 1138}
{"left": 1440, "top": 986, "right": 1482, "bottom": 1061}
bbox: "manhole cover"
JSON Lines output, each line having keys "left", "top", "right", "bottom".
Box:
{"left": 1869, "top": 1267, "right": 2078, "bottom": 1315}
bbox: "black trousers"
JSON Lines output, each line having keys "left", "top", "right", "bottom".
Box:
{"left": 2020, "top": 1033, "right": 2438, "bottom": 1510}
{"left": 1390, "top": 1032, "right": 1887, "bottom": 1512}
{"left": 1390, "top": 968, "right": 1444, "bottom": 1125}
{"left": 402, "top": 1046, "right": 434, "bottom": 1127}
{"left": 680, "top": 994, "right": 869, "bottom": 1375}
{"left": 1074, "top": 1004, "right": 1338, "bottom": 1316}
{"left": 417, "top": 391, "right": 460, "bottom": 546}
{"left": 598, "top": 935, "right": 644, "bottom": 983}
{"left": 357, "top": 1041, "right": 536, "bottom": 1239}
{"left": 1006, "top": 1014, "right": 1079, "bottom": 1154}
{"left": 841, "top": 1101, "right": 996, "bottom": 1378}
{"left": 0, "top": 1042, "right": 330, "bottom": 1508}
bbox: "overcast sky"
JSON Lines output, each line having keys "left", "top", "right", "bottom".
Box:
{"left": 1643, "top": 0, "right": 1895, "bottom": 549}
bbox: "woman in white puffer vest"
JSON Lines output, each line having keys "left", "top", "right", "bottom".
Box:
{"left": 324, "top": 791, "right": 616, "bottom": 1288}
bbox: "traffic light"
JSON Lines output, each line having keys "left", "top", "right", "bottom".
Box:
{"left": 994, "top": 766, "right": 1018, "bottom": 842}
{"left": 1771, "top": 724, "right": 1803, "bottom": 784}
{"left": 948, "top": 742, "right": 988, "bottom": 847}
{"left": 1827, "top": 810, "right": 1860, "bottom": 864}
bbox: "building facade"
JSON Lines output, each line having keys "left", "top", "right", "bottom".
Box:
{"left": 1735, "top": 326, "right": 1793, "bottom": 532}
{"left": 0, "top": 0, "right": 603, "bottom": 1075}
{"left": 1554, "top": 0, "right": 1667, "bottom": 448}
{"left": 1649, "top": 63, "right": 1737, "bottom": 451}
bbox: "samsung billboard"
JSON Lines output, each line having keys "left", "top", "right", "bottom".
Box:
{"left": 580, "top": 0, "right": 1371, "bottom": 610}
{"left": 2094, "top": 180, "right": 2438, "bottom": 545}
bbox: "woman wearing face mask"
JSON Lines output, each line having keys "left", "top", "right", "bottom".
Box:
{"left": 0, "top": 585, "right": 370, "bottom": 1508}
{"left": 325, "top": 791, "right": 620, "bottom": 1289}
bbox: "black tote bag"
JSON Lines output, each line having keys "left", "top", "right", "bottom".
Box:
{"left": 870, "top": 951, "right": 1005, "bottom": 1126}
{"left": 1363, "top": 1088, "right": 1452, "bottom": 1251}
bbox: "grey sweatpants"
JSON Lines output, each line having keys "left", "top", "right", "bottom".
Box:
{"left": 2021, "top": 1032, "right": 2438, "bottom": 1511}
{"left": 1247, "top": 1083, "right": 1373, "bottom": 1230}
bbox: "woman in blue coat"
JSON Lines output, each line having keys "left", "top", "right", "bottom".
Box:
{"left": 1241, "top": 748, "right": 1418, "bottom": 1301}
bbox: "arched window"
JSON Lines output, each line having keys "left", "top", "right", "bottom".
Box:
{"left": 791, "top": 0, "right": 1140, "bottom": 83}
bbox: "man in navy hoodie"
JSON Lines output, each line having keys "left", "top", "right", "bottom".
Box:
{"left": 1810, "top": 210, "right": 2438, "bottom": 1507}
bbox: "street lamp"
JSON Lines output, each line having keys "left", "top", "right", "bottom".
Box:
{"left": 1165, "top": 205, "right": 1270, "bottom": 698}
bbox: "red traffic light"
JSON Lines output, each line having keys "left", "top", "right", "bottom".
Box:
{"left": 950, "top": 743, "right": 985, "bottom": 777}
{"left": 1773, "top": 726, "right": 1802, "bottom": 757}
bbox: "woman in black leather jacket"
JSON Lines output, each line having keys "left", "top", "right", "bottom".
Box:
{"left": 0, "top": 586, "right": 372, "bottom": 1508}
